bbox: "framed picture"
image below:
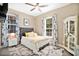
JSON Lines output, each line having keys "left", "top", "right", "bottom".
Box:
{"left": 24, "top": 18, "right": 29, "bottom": 26}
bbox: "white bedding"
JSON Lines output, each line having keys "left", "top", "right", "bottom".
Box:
{"left": 21, "top": 36, "right": 51, "bottom": 53}
{"left": 25, "top": 36, "right": 49, "bottom": 42}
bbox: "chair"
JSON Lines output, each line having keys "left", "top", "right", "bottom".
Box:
{"left": 8, "top": 33, "right": 17, "bottom": 46}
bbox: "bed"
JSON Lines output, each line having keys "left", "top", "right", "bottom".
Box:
{"left": 20, "top": 28, "right": 52, "bottom": 53}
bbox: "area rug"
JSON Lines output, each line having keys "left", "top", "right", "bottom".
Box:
{"left": 7, "top": 44, "right": 64, "bottom": 56}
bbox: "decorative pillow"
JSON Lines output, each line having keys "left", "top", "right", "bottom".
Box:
{"left": 25, "top": 32, "right": 38, "bottom": 37}
{"left": 8, "top": 33, "right": 16, "bottom": 39}
{"left": 27, "top": 32, "right": 34, "bottom": 37}
{"left": 25, "top": 32, "right": 29, "bottom": 37}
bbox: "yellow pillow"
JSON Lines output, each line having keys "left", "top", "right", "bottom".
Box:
{"left": 25, "top": 32, "right": 32, "bottom": 37}
{"left": 25, "top": 32, "right": 29, "bottom": 37}
{"left": 25, "top": 32, "right": 38, "bottom": 37}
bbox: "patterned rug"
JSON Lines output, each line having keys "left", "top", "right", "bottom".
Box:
{"left": 7, "top": 44, "right": 64, "bottom": 56}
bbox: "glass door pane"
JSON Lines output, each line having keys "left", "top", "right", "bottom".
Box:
{"left": 69, "top": 20, "right": 75, "bottom": 51}
{"left": 69, "top": 35, "right": 75, "bottom": 51}
{"left": 70, "top": 21, "right": 75, "bottom": 35}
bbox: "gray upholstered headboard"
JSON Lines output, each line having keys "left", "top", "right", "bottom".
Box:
{"left": 20, "top": 27, "right": 33, "bottom": 39}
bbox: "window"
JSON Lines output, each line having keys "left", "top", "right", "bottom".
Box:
{"left": 43, "top": 16, "right": 57, "bottom": 37}
{"left": 8, "top": 15, "right": 17, "bottom": 33}
{"left": 46, "top": 17, "right": 52, "bottom": 36}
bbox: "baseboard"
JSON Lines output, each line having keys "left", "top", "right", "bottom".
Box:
{"left": 57, "top": 44, "right": 64, "bottom": 48}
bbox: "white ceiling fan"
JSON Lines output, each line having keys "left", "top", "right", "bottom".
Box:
{"left": 25, "top": 3, "right": 48, "bottom": 12}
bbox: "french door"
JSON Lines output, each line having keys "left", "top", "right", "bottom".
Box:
{"left": 64, "top": 16, "right": 77, "bottom": 54}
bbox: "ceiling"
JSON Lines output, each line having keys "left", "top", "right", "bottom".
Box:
{"left": 8, "top": 3, "right": 70, "bottom": 16}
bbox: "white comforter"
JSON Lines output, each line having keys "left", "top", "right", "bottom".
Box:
{"left": 25, "top": 36, "right": 49, "bottom": 42}
{"left": 21, "top": 36, "right": 51, "bottom": 53}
